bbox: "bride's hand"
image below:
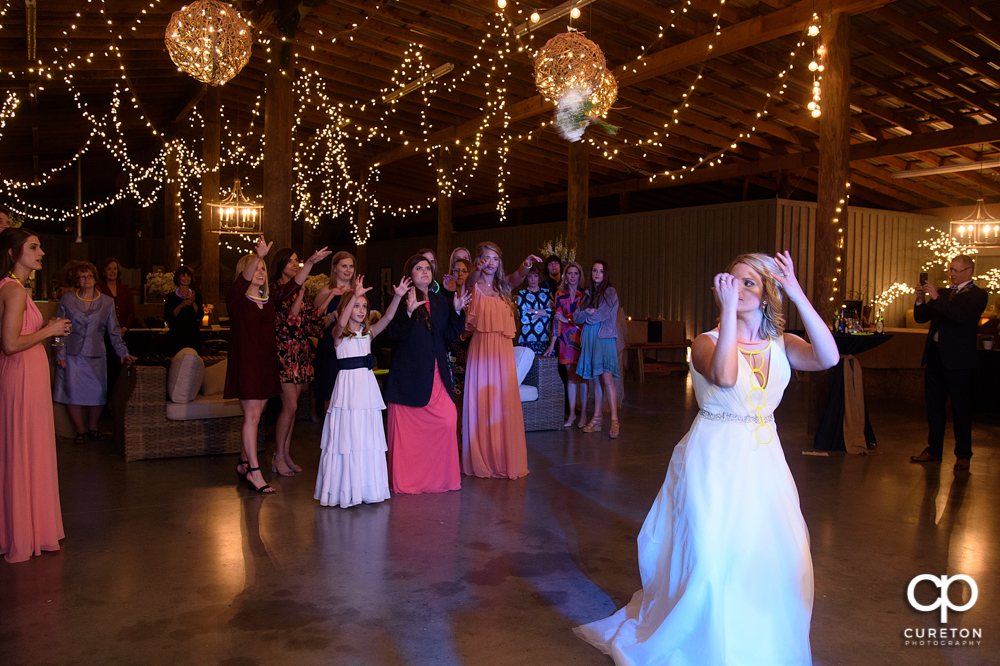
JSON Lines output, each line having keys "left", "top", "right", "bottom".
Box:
{"left": 772, "top": 251, "right": 805, "bottom": 302}
{"left": 713, "top": 273, "right": 739, "bottom": 312}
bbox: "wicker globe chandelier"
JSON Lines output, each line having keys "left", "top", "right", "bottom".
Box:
{"left": 533, "top": 30, "right": 616, "bottom": 117}
{"left": 165, "top": 0, "right": 253, "bottom": 86}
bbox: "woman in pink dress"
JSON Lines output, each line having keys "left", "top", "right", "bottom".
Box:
{"left": 0, "top": 228, "right": 72, "bottom": 563}
{"left": 462, "top": 242, "right": 541, "bottom": 480}
{"left": 544, "top": 261, "right": 589, "bottom": 428}
{"left": 384, "top": 255, "right": 471, "bottom": 494}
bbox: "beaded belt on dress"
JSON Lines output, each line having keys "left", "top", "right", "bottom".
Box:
{"left": 698, "top": 409, "right": 774, "bottom": 425}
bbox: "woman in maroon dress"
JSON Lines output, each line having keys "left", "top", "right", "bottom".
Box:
{"left": 227, "top": 237, "right": 331, "bottom": 493}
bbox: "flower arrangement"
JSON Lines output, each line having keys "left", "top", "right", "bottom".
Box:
{"left": 304, "top": 273, "right": 328, "bottom": 299}
{"left": 144, "top": 271, "right": 174, "bottom": 301}
{"left": 6, "top": 211, "right": 24, "bottom": 228}
{"left": 539, "top": 235, "right": 576, "bottom": 264}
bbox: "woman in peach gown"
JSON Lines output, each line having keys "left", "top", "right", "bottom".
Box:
{"left": 0, "top": 228, "right": 72, "bottom": 563}
{"left": 461, "top": 242, "right": 542, "bottom": 480}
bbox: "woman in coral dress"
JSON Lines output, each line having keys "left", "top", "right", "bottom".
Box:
{"left": 575, "top": 252, "right": 839, "bottom": 666}
{"left": 0, "top": 228, "right": 72, "bottom": 563}
{"left": 461, "top": 242, "right": 541, "bottom": 480}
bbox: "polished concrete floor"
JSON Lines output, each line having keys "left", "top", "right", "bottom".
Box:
{"left": 1, "top": 373, "right": 998, "bottom": 666}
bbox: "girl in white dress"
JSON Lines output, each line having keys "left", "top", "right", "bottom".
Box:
{"left": 575, "top": 252, "right": 839, "bottom": 666}
{"left": 315, "top": 274, "right": 409, "bottom": 508}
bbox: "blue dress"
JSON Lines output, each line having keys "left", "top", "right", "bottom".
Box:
{"left": 54, "top": 291, "right": 128, "bottom": 405}
{"left": 575, "top": 288, "right": 620, "bottom": 380}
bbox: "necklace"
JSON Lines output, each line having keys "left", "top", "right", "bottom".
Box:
{"left": 175, "top": 287, "right": 192, "bottom": 298}
{"left": 6, "top": 272, "right": 22, "bottom": 285}
{"left": 76, "top": 289, "right": 100, "bottom": 303}
{"left": 736, "top": 338, "right": 772, "bottom": 446}
{"left": 246, "top": 291, "right": 268, "bottom": 305}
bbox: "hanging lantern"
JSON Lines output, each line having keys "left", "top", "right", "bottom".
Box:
{"left": 208, "top": 179, "right": 263, "bottom": 235}
{"left": 165, "top": 0, "right": 253, "bottom": 86}
{"left": 533, "top": 30, "right": 618, "bottom": 142}
{"left": 534, "top": 31, "right": 608, "bottom": 103}
{"left": 949, "top": 199, "right": 1000, "bottom": 248}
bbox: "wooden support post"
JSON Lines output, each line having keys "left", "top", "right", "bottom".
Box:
{"left": 200, "top": 87, "right": 221, "bottom": 305}
{"left": 163, "top": 146, "right": 182, "bottom": 272}
{"left": 436, "top": 146, "right": 453, "bottom": 273}
{"left": 355, "top": 197, "right": 370, "bottom": 277}
{"left": 814, "top": 12, "right": 851, "bottom": 324}
{"left": 567, "top": 139, "right": 589, "bottom": 257}
{"left": 263, "top": 58, "right": 293, "bottom": 252}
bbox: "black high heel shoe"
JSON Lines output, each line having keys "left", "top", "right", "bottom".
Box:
{"left": 244, "top": 466, "right": 274, "bottom": 494}
{"left": 236, "top": 459, "right": 249, "bottom": 482}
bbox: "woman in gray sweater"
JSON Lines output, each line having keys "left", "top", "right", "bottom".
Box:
{"left": 574, "top": 260, "right": 620, "bottom": 438}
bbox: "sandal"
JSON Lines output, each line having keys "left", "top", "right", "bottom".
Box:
{"left": 609, "top": 418, "right": 620, "bottom": 439}
{"left": 582, "top": 416, "right": 603, "bottom": 433}
{"left": 74, "top": 432, "right": 86, "bottom": 445}
{"left": 285, "top": 456, "right": 303, "bottom": 473}
{"left": 244, "top": 466, "right": 275, "bottom": 494}
{"left": 87, "top": 429, "right": 109, "bottom": 442}
{"left": 271, "top": 452, "right": 295, "bottom": 477}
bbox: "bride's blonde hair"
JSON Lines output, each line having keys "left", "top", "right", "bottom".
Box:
{"left": 726, "top": 253, "right": 785, "bottom": 340}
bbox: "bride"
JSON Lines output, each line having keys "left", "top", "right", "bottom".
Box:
{"left": 575, "top": 252, "right": 838, "bottom": 666}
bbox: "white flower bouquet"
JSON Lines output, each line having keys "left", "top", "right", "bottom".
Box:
{"left": 144, "top": 271, "right": 174, "bottom": 302}
{"left": 553, "top": 87, "right": 619, "bottom": 143}
{"left": 304, "top": 274, "right": 328, "bottom": 299}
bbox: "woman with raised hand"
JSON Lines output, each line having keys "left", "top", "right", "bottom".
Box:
{"left": 269, "top": 248, "right": 327, "bottom": 476}
{"left": 313, "top": 251, "right": 356, "bottom": 411}
{"left": 575, "top": 251, "right": 838, "bottom": 666}
{"left": 384, "top": 254, "right": 470, "bottom": 494}
{"left": 462, "top": 242, "right": 541, "bottom": 480}
{"left": 0, "top": 228, "right": 71, "bottom": 562}
{"left": 226, "top": 236, "right": 330, "bottom": 494}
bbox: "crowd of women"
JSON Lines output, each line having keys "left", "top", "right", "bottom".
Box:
{"left": 3, "top": 222, "right": 847, "bottom": 666}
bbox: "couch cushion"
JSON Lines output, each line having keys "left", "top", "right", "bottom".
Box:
{"left": 513, "top": 346, "right": 534, "bottom": 385}
{"left": 167, "top": 348, "right": 204, "bottom": 404}
{"left": 201, "top": 358, "right": 227, "bottom": 396}
{"left": 518, "top": 384, "right": 539, "bottom": 402}
{"left": 166, "top": 394, "right": 244, "bottom": 421}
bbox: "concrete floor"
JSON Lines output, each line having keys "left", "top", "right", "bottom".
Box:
{"left": 1, "top": 372, "right": 997, "bottom": 666}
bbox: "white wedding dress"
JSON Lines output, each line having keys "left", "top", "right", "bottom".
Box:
{"left": 575, "top": 330, "right": 813, "bottom": 666}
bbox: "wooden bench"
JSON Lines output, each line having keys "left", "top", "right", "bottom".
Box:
{"left": 625, "top": 320, "right": 691, "bottom": 382}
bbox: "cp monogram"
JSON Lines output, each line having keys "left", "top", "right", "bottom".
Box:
{"left": 907, "top": 574, "right": 978, "bottom": 623}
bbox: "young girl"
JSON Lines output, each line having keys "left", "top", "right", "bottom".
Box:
{"left": 544, "top": 261, "right": 588, "bottom": 428}
{"left": 574, "top": 260, "right": 621, "bottom": 438}
{"left": 315, "top": 274, "right": 410, "bottom": 508}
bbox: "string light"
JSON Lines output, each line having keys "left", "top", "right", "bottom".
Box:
{"left": 918, "top": 227, "right": 978, "bottom": 271}
{"left": 829, "top": 182, "right": 850, "bottom": 302}
{"left": 872, "top": 283, "right": 915, "bottom": 314}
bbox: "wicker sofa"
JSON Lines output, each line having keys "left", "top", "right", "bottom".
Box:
{"left": 520, "top": 353, "right": 563, "bottom": 432}
{"left": 111, "top": 359, "right": 261, "bottom": 462}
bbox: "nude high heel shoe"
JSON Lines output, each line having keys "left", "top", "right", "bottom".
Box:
{"left": 582, "top": 415, "right": 603, "bottom": 433}
{"left": 609, "top": 418, "right": 620, "bottom": 439}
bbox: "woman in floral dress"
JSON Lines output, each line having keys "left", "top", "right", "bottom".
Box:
{"left": 545, "top": 261, "right": 588, "bottom": 428}
{"left": 516, "top": 265, "right": 553, "bottom": 354}
{"left": 270, "top": 248, "right": 326, "bottom": 476}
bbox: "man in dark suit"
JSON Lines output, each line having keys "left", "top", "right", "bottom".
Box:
{"left": 910, "top": 254, "right": 988, "bottom": 471}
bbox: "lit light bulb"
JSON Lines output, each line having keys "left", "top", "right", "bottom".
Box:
{"left": 570, "top": 6, "right": 581, "bottom": 18}
{"left": 807, "top": 101, "right": 816, "bottom": 110}
{"left": 530, "top": 11, "right": 540, "bottom": 22}
{"left": 497, "top": 0, "right": 506, "bottom": 8}
{"left": 808, "top": 25, "right": 820, "bottom": 37}
{"left": 811, "top": 108, "right": 821, "bottom": 118}
{"left": 808, "top": 61, "right": 819, "bottom": 71}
